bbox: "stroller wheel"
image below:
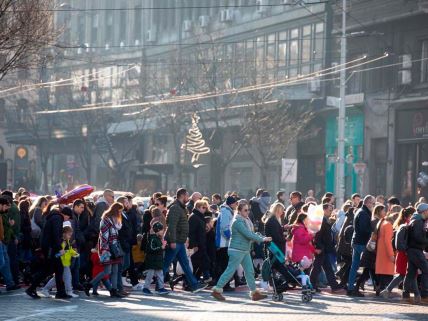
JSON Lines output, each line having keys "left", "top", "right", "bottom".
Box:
{"left": 308, "top": 293, "right": 313, "bottom": 302}
{"left": 272, "top": 294, "right": 281, "bottom": 302}
{"left": 302, "top": 294, "right": 311, "bottom": 303}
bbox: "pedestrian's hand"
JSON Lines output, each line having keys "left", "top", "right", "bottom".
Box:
{"left": 59, "top": 250, "right": 65, "bottom": 255}
{"left": 314, "top": 249, "right": 322, "bottom": 255}
{"left": 193, "top": 247, "right": 198, "bottom": 253}
{"left": 263, "top": 237, "right": 272, "bottom": 243}
{"left": 170, "top": 243, "right": 176, "bottom": 249}
{"left": 9, "top": 218, "right": 15, "bottom": 226}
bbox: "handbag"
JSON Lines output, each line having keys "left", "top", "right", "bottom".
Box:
{"left": 109, "top": 242, "right": 124, "bottom": 259}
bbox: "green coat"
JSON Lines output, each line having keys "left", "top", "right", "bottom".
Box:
{"left": 145, "top": 234, "right": 164, "bottom": 270}
{"left": 0, "top": 212, "right": 14, "bottom": 243}
{"left": 229, "top": 215, "right": 264, "bottom": 252}
{"left": 8, "top": 204, "right": 21, "bottom": 238}
{"left": 165, "top": 200, "right": 189, "bottom": 244}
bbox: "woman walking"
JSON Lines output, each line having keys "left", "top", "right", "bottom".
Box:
{"left": 380, "top": 206, "right": 415, "bottom": 299}
{"left": 84, "top": 202, "right": 125, "bottom": 298}
{"left": 211, "top": 200, "right": 271, "bottom": 301}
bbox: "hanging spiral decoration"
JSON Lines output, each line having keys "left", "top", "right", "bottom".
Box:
{"left": 182, "top": 113, "right": 211, "bottom": 163}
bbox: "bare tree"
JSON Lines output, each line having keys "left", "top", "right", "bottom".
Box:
{"left": 0, "top": 0, "right": 58, "bottom": 81}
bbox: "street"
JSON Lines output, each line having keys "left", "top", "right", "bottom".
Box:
{"left": 1, "top": 287, "right": 426, "bottom": 321}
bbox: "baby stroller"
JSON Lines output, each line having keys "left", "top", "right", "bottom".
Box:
{"left": 262, "top": 242, "right": 313, "bottom": 303}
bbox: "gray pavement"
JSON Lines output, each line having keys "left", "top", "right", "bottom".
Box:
{"left": 0, "top": 287, "right": 426, "bottom": 321}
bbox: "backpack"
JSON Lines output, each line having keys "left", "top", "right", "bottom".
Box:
{"left": 395, "top": 223, "right": 409, "bottom": 251}
{"left": 343, "top": 224, "right": 354, "bottom": 245}
{"left": 30, "top": 215, "right": 42, "bottom": 239}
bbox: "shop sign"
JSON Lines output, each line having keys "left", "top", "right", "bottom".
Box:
{"left": 397, "top": 108, "right": 428, "bottom": 140}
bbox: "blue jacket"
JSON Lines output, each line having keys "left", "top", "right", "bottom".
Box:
{"left": 352, "top": 205, "right": 372, "bottom": 246}
{"left": 215, "top": 205, "right": 234, "bottom": 248}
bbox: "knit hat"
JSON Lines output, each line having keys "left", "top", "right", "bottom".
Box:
{"left": 226, "top": 196, "right": 238, "bottom": 206}
{"left": 63, "top": 221, "right": 73, "bottom": 230}
{"left": 152, "top": 221, "right": 164, "bottom": 233}
{"left": 417, "top": 203, "right": 428, "bottom": 214}
{"left": 260, "top": 191, "right": 271, "bottom": 198}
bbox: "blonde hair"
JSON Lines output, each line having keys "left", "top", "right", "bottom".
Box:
{"left": 262, "top": 202, "right": 285, "bottom": 223}
{"left": 194, "top": 199, "right": 209, "bottom": 210}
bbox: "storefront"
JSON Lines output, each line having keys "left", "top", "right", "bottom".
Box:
{"left": 395, "top": 106, "right": 428, "bottom": 203}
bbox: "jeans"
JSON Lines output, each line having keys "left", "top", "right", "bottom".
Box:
{"left": 310, "top": 251, "right": 339, "bottom": 289}
{"left": 70, "top": 256, "right": 80, "bottom": 289}
{"left": 0, "top": 243, "right": 14, "bottom": 287}
{"left": 144, "top": 269, "right": 164, "bottom": 290}
{"left": 163, "top": 243, "right": 198, "bottom": 289}
{"left": 7, "top": 241, "right": 19, "bottom": 285}
{"left": 117, "top": 251, "right": 130, "bottom": 291}
{"left": 91, "top": 263, "right": 118, "bottom": 290}
{"left": 386, "top": 274, "right": 405, "bottom": 292}
{"left": 347, "top": 244, "right": 365, "bottom": 291}
{"left": 44, "top": 266, "right": 73, "bottom": 293}
{"left": 404, "top": 248, "right": 428, "bottom": 298}
{"left": 214, "top": 249, "right": 256, "bottom": 293}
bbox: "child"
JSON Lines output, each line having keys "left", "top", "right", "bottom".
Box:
{"left": 143, "top": 221, "right": 169, "bottom": 295}
{"left": 90, "top": 248, "right": 111, "bottom": 295}
{"left": 41, "top": 222, "right": 79, "bottom": 298}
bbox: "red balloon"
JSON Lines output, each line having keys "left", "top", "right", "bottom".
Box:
{"left": 57, "top": 184, "right": 94, "bottom": 205}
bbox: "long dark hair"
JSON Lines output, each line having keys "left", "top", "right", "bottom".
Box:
{"left": 102, "top": 202, "right": 124, "bottom": 224}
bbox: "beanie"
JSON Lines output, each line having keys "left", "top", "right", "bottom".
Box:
{"left": 226, "top": 196, "right": 238, "bottom": 206}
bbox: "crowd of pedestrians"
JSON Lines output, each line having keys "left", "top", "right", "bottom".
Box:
{"left": 0, "top": 186, "right": 427, "bottom": 305}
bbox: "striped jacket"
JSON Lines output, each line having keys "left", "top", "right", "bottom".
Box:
{"left": 98, "top": 217, "right": 121, "bottom": 265}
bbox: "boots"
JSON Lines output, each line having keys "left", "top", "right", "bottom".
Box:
{"left": 110, "top": 289, "right": 125, "bottom": 298}
{"left": 251, "top": 291, "right": 267, "bottom": 301}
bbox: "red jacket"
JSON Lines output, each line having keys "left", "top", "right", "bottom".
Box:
{"left": 291, "top": 223, "right": 315, "bottom": 263}
{"left": 91, "top": 251, "right": 109, "bottom": 280}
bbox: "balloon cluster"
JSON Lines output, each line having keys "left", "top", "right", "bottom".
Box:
{"left": 307, "top": 204, "right": 324, "bottom": 234}
{"left": 417, "top": 172, "right": 428, "bottom": 188}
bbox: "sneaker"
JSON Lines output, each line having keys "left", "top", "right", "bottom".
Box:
{"left": 133, "top": 283, "right": 144, "bottom": 291}
{"left": 73, "top": 284, "right": 85, "bottom": 292}
{"left": 122, "top": 277, "right": 132, "bottom": 287}
{"left": 251, "top": 291, "right": 267, "bottom": 301}
{"left": 84, "top": 283, "right": 92, "bottom": 297}
{"left": 156, "top": 288, "right": 170, "bottom": 295}
{"left": 25, "top": 288, "right": 41, "bottom": 299}
{"left": 191, "top": 283, "right": 208, "bottom": 293}
{"left": 380, "top": 289, "right": 391, "bottom": 299}
{"left": 40, "top": 288, "right": 51, "bottom": 298}
{"left": 92, "top": 290, "right": 99, "bottom": 296}
{"left": 67, "top": 292, "right": 79, "bottom": 298}
{"left": 414, "top": 295, "right": 422, "bottom": 305}
{"left": 347, "top": 289, "right": 364, "bottom": 297}
{"left": 6, "top": 285, "right": 21, "bottom": 291}
{"left": 55, "top": 293, "right": 72, "bottom": 299}
{"left": 118, "top": 290, "right": 130, "bottom": 296}
{"left": 211, "top": 290, "right": 226, "bottom": 301}
{"left": 142, "top": 288, "right": 153, "bottom": 295}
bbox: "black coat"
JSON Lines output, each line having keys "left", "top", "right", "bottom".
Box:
{"left": 408, "top": 217, "right": 428, "bottom": 251}
{"left": 126, "top": 207, "right": 139, "bottom": 246}
{"left": 188, "top": 209, "right": 207, "bottom": 251}
{"left": 359, "top": 218, "right": 379, "bottom": 269}
{"left": 314, "top": 216, "right": 335, "bottom": 254}
{"left": 145, "top": 234, "right": 164, "bottom": 270}
{"left": 352, "top": 205, "right": 372, "bottom": 246}
{"left": 336, "top": 209, "right": 354, "bottom": 258}
{"left": 20, "top": 211, "right": 32, "bottom": 250}
{"left": 264, "top": 215, "right": 285, "bottom": 255}
{"left": 41, "top": 210, "right": 64, "bottom": 256}
{"left": 119, "top": 212, "right": 134, "bottom": 253}
{"left": 91, "top": 201, "right": 109, "bottom": 233}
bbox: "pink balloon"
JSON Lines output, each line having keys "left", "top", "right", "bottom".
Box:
{"left": 57, "top": 184, "right": 94, "bottom": 205}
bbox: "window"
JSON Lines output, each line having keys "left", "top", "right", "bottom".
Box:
{"left": 119, "top": 8, "right": 127, "bottom": 44}
{"left": 78, "top": 15, "right": 85, "bottom": 44}
{"left": 105, "top": 11, "right": 113, "bottom": 44}
{"left": 421, "top": 40, "right": 428, "bottom": 83}
{"left": 278, "top": 31, "right": 287, "bottom": 68}
{"left": 267, "top": 34, "right": 276, "bottom": 80}
{"left": 134, "top": 7, "right": 142, "bottom": 42}
{"left": 91, "top": 14, "right": 99, "bottom": 45}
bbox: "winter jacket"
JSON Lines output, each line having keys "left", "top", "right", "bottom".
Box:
{"left": 313, "top": 216, "right": 335, "bottom": 253}
{"left": 284, "top": 204, "right": 296, "bottom": 225}
{"left": 0, "top": 215, "right": 4, "bottom": 242}
{"left": 395, "top": 219, "right": 409, "bottom": 275}
{"left": 98, "top": 217, "right": 121, "bottom": 265}
{"left": 92, "top": 198, "right": 109, "bottom": 233}
{"left": 145, "top": 233, "right": 164, "bottom": 270}
{"left": 8, "top": 203, "right": 20, "bottom": 238}
{"left": 291, "top": 223, "right": 314, "bottom": 263}
{"left": 332, "top": 210, "right": 346, "bottom": 235}
{"left": 31, "top": 207, "right": 44, "bottom": 230}
{"left": 336, "top": 209, "right": 354, "bottom": 257}
{"left": 165, "top": 200, "right": 189, "bottom": 244}
{"left": 407, "top": 213, "right": 428, "bottom": 251}
{"left": 41, "top": 210, "right": 64, "bottom": 256}
{"left": 352, "top": 205, "right": 372, "bottom": 246}
{"left": 249, "top": 198, "right": 263, "bottom": 224}
{"left": 229, "top": 215, "right": 264, "bottom": 252}
{"left": 118, "top": 212, "right": 133, "bottom": 253}
{"left": 188, "top": 209, "right": 207, "bottom": 251}
{"left": 70, "top": 212, "right": 86, "bottom": 251}
{"left": 0, "top": 211, "right": 14, "bottom": 243}
{"left": 126, "top": 207, "right": 139, "bottom": 246}
{"left": 264, "top": 215, "right": 286, "bottom": 255}
{"left": 20, "top": 210, "right": 32, "bottom": 250}
{"left": 60, "top": 239, "right": 79, "bottom": 267}
{"left": 375, "top": 220, "right": 395, "bottom": 276}
{"left": 215, "top": 204, "right": 234, "bottom": 248}
{"left": 359, "top": 218, "right": 379, "bottom": 269}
